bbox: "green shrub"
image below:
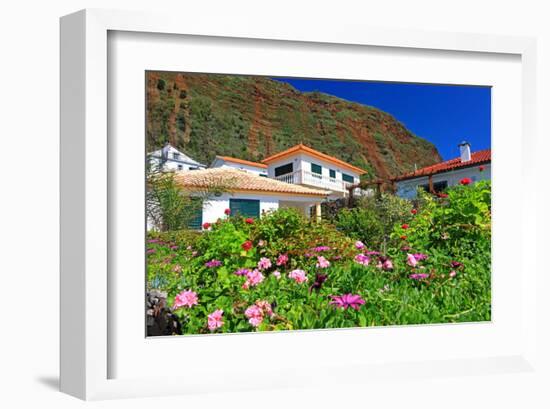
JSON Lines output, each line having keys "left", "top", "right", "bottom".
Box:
{"left": 157, "top": 78, "right": 166, "bottom": 91}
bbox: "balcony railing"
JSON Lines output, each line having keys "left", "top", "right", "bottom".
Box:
{"left": 273, "top": 170, "right": 354, "bottom": 193}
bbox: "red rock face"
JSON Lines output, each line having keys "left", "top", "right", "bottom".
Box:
{"left": 146, "top": 72, "right": 442, "bottom": 179}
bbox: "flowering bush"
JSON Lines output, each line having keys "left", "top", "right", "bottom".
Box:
{"left": 146, "top": 182, "right": 491, "bottom": 335}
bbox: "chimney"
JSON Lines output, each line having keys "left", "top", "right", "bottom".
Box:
{"left": 458, "top": 141, "right": 471, "bottom": 162}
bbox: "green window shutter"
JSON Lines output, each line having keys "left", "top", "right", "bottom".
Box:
{"left": 311, "top": 163, "right": 322, "bottom": 175}
{"left": 186, "top": 198, "right": 203, "bottom": 230}
{"left": 229, "top": 199, "right": 260, "bottom": 218}
{"left": 342, "top": 173, "right": 354, "bottom": 183}
{"left": 329, "top": 169, "right": 336, "bottom": 179}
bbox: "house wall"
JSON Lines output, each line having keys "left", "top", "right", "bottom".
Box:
{"left": 395, "top": 163, "right": 491, "bottom": 199}
{"left": 211, "top": 159, "right": 268, "bottom": 176}
{"left": 148, "top": 145, "right": 206, "bottom": 172}
{"left": 202, "top": 192, "right": 279, "bottom": 224}
{"left": 266, "top": 153, "right": 361, "bottom": 184}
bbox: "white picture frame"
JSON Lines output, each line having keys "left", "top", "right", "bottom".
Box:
{"left": 60, "top": 8, "right": 539, "bottom": 401}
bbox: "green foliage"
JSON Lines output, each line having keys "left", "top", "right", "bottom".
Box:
{"left": 146, "top": 182, "right": 492, "bottom": 335}
{"left": 334, "top": 193, "right": 413, "bottom": 249}
{"left": 146, "top": 171, "right": 203, "bottom": 231}
{"left": 146, "top": 72, "right": 442, "bottom": 176}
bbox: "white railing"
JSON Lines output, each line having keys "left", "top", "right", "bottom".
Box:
{"left": 274, "top": 170, "right": 354, "bottom": 193}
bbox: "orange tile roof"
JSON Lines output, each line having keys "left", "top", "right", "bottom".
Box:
{"left": 216, "top": 156, "right": 268, "bottom": 169}
{"left": 262, "top": 144, "right": 367, "bottom": 175}
{"left": 393, "top": 149, "right": 491, "bottom": 181}
{"left": 173, "top": 168, "right": 329, "bottom": 197}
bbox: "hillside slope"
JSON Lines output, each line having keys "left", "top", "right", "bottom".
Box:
{"left": 146, "top": 72, "right": 442, "bottom": 179}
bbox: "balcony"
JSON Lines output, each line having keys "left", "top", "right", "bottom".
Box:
{"left": 273, "top": 170, "right": 354, "bottom": 194}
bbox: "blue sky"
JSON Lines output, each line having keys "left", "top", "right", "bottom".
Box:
{"left": 272, "top": 77, "right": 491, "bottom": 161}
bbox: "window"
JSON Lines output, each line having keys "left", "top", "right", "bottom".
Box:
{"left": 189, "top": 167, "right": 199, "bottom": 171}
{"left": 172, "top": 152, "right": 180, "bottom": 160}
{"left": 177, "top": 164, "right": 183, "bottom": 170}
{"left": 311, "top": 163, "right": 322, "bottom": 175}
{"left": 229, "top": 199, "right": 260, "bottom": 218}
{"left": 274, "top": 163, "right": 293, "bottom": 177}
{"left": 329, "top": 169, "right": 336, "bottom": 179}
{"left": 421, "top": 180, "right": 448, "bottom": 193}
{"left": 342, "top": 173, "right": 354, "bottom": 183}
{"left": 187, "top": 198, "right": 203, "bottom": 230}
{"left": 311, "top": 163, "right": 322, "bottom": 179}
{"left": 259, "top": 174, "right": 268, "bottom": 177}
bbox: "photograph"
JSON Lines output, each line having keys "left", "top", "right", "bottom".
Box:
{"left": 145, "top": 71, "right": 492, "bottom": 336}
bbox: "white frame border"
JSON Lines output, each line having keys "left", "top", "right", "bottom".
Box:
{"left": 60, "top": 8, "right": 538, "bottom": 400}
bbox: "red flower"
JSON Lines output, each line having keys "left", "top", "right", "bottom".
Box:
{"left": 224, "top": 208, "right": 231, "bottom": 215}
{"left": 437, "top": 192, "right": 449, "bottom": 198}
{"left": 245, "top": 218, "right": 254, "bottom": 224}
{"left": 241, "top": 240, "right": 253, "bottom": 251}
{"left": 459, "top": 177, "right": 472, "bottom": 185}
{"left": 411, "top": 209, "right": 417, "bottom": 215}
{"left": 479, "top": 165, "right": 485, "bottom": 172}
{"left": 400, "top": 235, "right": 407, "bottom": 240}
{"left": 202, "top": 222, "right": 211, "bottom": 229}
{"left": 401, "top": 224, "right": 409, "bottom": 230}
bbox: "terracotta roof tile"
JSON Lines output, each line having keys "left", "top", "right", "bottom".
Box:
{"left": 216, "top": 156, "right": 268, "bottom": 169}
{"left": 173, "top": 168, "right": 329, "bottom": 197}
{"left": 393, "top": 149, "right": 491, "bottom": 181}
{"left": 262, "top": 144, "right": 367, "bottom": 175}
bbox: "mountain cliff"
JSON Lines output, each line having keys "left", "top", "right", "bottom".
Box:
{"left": 146, "top": 72, "right": 442, "bottom": 179}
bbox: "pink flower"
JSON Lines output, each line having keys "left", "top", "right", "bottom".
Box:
{"left": 450, "top": 261, "right": 463, "bottom": 268}
{"left": 242, "top": 269, "right": 264, "bottom": 289}
{"left": 378, "top": 258, "right": 393, "bottom": 270}
{"left": 410, "top": 273, "right": 429, "bottom": 280}
{"left": 173, "top": 264, "right": 182, "bottom": 273}
{"left": 173, "top": 290, "right": 198, "bottom": 309}
{"left": 276, "top": 254, "right": 289, "bottom": 266}
{"left": 316, "top": 256, "right": 330, "bottom": 268}
{"left": 255, "top": 300, "right": 274, "bottom": 317}
{"left": 406, "top": 253, "right": 418, "bottom": 267}
{"left": 244, "top": 301, "right": 273, "bottom": 327}
{"left": 329, "top": 294, "right": 365, "bottom": 310}
{"left": 312, "top": 246, "right": 331, "bottom": 252}
{"left": 273, "top": 270, "right": 281, "bottom": 279}
{"left": 449, "top": 270, "right": 457, "bottom": 278}
{"left": 244, "top": 305, "right": 263, "bottom": 327}
{"left": 234, "top": 268, "right": 250, "bottom": 276}
{"left": 412, "top": 253, "right": 428, "bottom": 261}
{"left": 257, "top": 257, "right": 272, "bottom": 270}
{"left": 207, "top": 309, "right": 224, "bottom": 331}
{"left": 288, "top": 269, "right": 308, "bottom": 283}
{"left": 258, "top": 240, "right": 266, "bottom": 247}
{"left": 224, "top": 208, "right": 231, "bottom": 215}
{"left": 355, "top": 241, "right": 365, "bottom": 250}
{"left": 205, "top": 259, "right": 222, "bottom": 268}
{"left": 354, "top": 253, "right": 370, "bottom": 266}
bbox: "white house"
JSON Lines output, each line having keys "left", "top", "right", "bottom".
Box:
{"left": 394, "top": 142, "right": 491, "bottom": 199}
{"left": 172, "top": 167, "right": 329, "bottom": 229}
{"left": 210, "top": 156, "right": 268, "bottom": 177}
{"left": 147, "top": 143, "right": 369, "bottom": 231}
{"left": 262, "top": 144, "right": 367, "bottom": 199}
{"left": 148, "top": 143, "right": 206, "bottom": 172}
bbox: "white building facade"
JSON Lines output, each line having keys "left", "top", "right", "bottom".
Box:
{"left": 148, "top": 143, "right": 206, "bottom": 172}
{"left": 210, "top": 156, "right": 268, "bottom": 177}
{"left": 394, "top": 143, "right": 491, "bottom": 199}
{"left": 262, "top": 144, "right": 366, "bottom": 198}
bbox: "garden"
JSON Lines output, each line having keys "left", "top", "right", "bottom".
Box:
{"left": 146, "top": 179, "right": 491, "bottom": 336}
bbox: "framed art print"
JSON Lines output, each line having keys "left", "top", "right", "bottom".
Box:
{"left": 60, "top": 9, "right": 539, "bottom": 400}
